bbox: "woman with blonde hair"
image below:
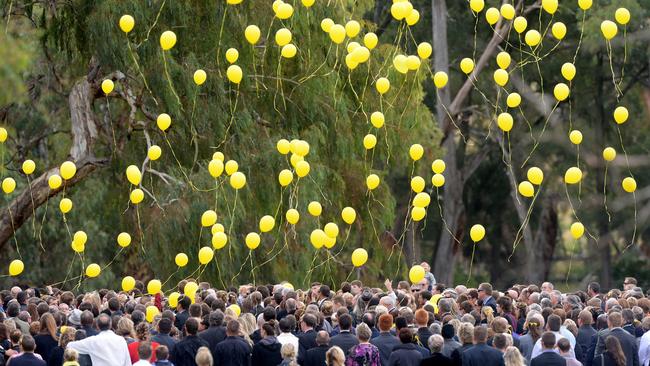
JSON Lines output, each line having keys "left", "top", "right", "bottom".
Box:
{"left": 481, "top": 306, "right": 495, "bottom": 325}
{"left": 279, "top": 342, "right": 298, "bottom": 366}
{"left": 116, "top": 317, "right": 136, "bottom": 343}
{"left": 238, "top": 312, "right": 256, "bottom": 346}
{"left": 195, "top": 346, "right": 213, "bottom": 366}
{"left": 326, "top": 346, "right": 346, "bottom": 366}
{"left": 518, "top": 313, "right": 544, "bottom": 363}
{"left": 34, "top": 312, "right": 58, "bottom": 361}
{"left": 504, "top": 346, "right": 525, "bottom": 366}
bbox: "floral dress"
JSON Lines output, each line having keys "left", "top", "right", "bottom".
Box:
{"left": 345, "top": 343, "right": 381, "bottom": 366}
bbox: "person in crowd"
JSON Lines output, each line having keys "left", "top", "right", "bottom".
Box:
{"left": 331, "top": 314, "right": 359, "bottom": 355}
{"left": 440, "top": 323, "right": 461, "bottom": 358}
{"left": 594, "top": 312, "right": 639, "bottom": 366}
{"left": 170, "top": 318, "right": 208, "bottom": 366}
{"left": 450, "top": 322, "right": 474, "bottom": 366}
{"left": 301, "top": 331, "right": 330, "bottom": 366}
{"left": 478, "top": 284, "right": 497, "bottom": 313}
{"left": 345, "top": 323, "right": 380, "bottom": 366}
{"left": 277, "top": 317, "right": 299, "bottom": 357}
{"left": 128, "top": 322, "right": 160, "bottom": 364}
{"left": 211, "top": 320, "right": 251, "bottom": 366}
{"left": 8, "top": 335, "right": 45, "bottom": 366}
{"left": 387, "top": 329, "right": 422, "bottom": 366}
{"left": 298, "top": 313, "right": 318, "bottom": 356}
{"left": 370, "top": 314, "right": 400, "bottom": 366}
{"left": 421, "top": 334, "right": 452, "bottom": 366}
{"left": 67, "top": 314, "right": 131, "bottom": 366}
{"left": 194, "top": 347, "right": 212, "bottom": 366}
{"left": 251, "top": 322, "right": 282, "bottom": 366}
{"left": 34, "top": 313, "right": 58, "bottom": 362}
{"left": 152, "top": 318, "right": 177, "bottom": 353}
{"left": 279, "top": 343, "right": 298, "bottom": 366}
{"left": 154, "top": 346, "right": 173, "bottom": 366}
{"left": 558, "top": 338, "right": 581, "bottom": 366}
{"left": 78, "top": 312, "right": 97, "bottom": 338}
{"left": 61, "top": 348, "right": 79, "bottom": 366}
{"left": 531, "top": 314, "right": 571, "bottom": 359}
{"left": 461, "top": 325, "right": 504, "bottom": 366}
{"left": 133, "top": 341, "right": 154, "bottom": 366}
{"left": 326, "top": 346, "right": 346, "bottom": 366}
{"left": 503, "top": 346, "right": 525, "bottom": 366}
{"left": 593, "top": 336, "right": 627, "bottom": 366}
{"left": 47, "top": 328, "right": 75, "bottom": 366}
{"left": 174, "top": 297, "right": 191, "bottom": 333}
{"left": 531, "top": 332, "right": 566, "bottom": 366}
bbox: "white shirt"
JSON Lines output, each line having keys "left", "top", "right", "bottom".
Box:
{"left": 559, "top": 326, "right": 576, "bottom": 348}
{"left": 531, "top": 331, "right": 573, "bottom": 359}
{"left": 277, "top": 332, "right": 300, "bottom": 356}
{"left": 68, "top": 330, "right": 131, "bottom": 366}
{"left": 133, "top": 360, "right": 152, "bottom": 366}
{"left": 639, "top": 331, "right": 650, "bottom": 366}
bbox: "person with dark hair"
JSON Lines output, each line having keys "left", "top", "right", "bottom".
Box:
{"left": 440, "top": 323, "right": 461, "bottom": 358}
{"left": 370, "top": 313, "right": 399, "bottom": 366}
{"left": 531, "top": 314, "right": 573, "bottom": 359}
{"left": 197, "top": 310, "right": 225, "bottom": 351}
{"left": 133, "top": 341, "right": 153, "bottom": 366}
{"left": 330, "top": 314, "right": 358, "bottom": 354}
{"left": 79, "top": 311, "right": 97, "bottom": 337}
{"left": 594, "top": 312, "right": 638, "bottom": 366}
{"left": 169, "top": 318, "right": 208, "bottom": 366}
{"left": 7, "top": 302, "right": 30, "bottom": 335}
{"left": 386, "top": 329, "right": 422, "bottom": 366}
{"left": 588, "top": 283, "right": 602, "bottom": 300}
{"left": 593, "top": 336, "right": 627, "bottom": 366}
{"left": 577, "top": 309, "right": 596, "bottom": 364}
{"left": 531, "top": 332, "right": 566, "bottom": 366}
{"left": 277, "top": 317, "right": 299, "bottom": 357}
{"left": 414, "top": 309, "right": 432, "bottom": 349}
{"left": 478, "top": 283, "right": 497, "bottom": 313}
{"left": 298, "top": 313, "right": 318, "bottom": 357}
{"left": 153, "top": 318, "right": 177, "bottom": 353}
{"left": 154, "top": 345, "right": 172, "bottom": 366}
{"left": 211, "top": 320, "right": 251, "bottom": 366}
{"left": 174, "top": 296, "right": 191, "bottom": 332}
{"left": 460, "top": 325, "right": 504, "bottom": 366}
{"left": 251, "top": 322, "right": 282, "bottom": 366}
{"left": 8, "top": 334, "right": 46, "bottom": 366}
{"left": 302, "top": 331, "right": 330, "bottom": 366}
{"left": 128, "top": 322, "right": 160, "bottom": 364}
{"left": 34, "top": 313, "right": 58, "bottom": 362}
{"left": 67, "top": 314, "right": 131, "bottom": 366}
{"left": 558, "top": 338, "right": 581, "bottom": 366}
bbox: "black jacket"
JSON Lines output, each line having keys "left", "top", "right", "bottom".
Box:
{"left": 387, "top": 343, "right": 423, "bottom": 366}
{"left": 531, "top": 351, "right": 567, "bottom": 366}
{"left": 211, "top": 335, "right": 252, "bottom": 366}
{"left": 330, "top": 331, "right": 359, "bottom": 354}
{"left": 371, "top": 332, "right": 401, "bottom": 366}
{"left": 251, "top": 338, "right": 282, "bottom": 366}
{"left": 34, "top": 334, "right": 58, "bottom": 363}
{"left": 451, "top": 344, "right": 473, "bottom": 366}
{"left": 298, "top": 329, "right": 318, "bottom": 357}
{"left": 170, "top": 335, "right": 209, "bottom": 366}
{"left": 593, "top": 352, "right": 624, "bottom": 366}
{"left": 301, "top": 344, "right": 330, "bottom": 366}
{"left": 174, "top": 310, "right": 190, "bottom": 331}
{"left": 461, "top": 343, "right": 504, "bottom": 366}
{"left": 416, "top": 328, "right": 433, "bottom": 349}
{"left": 421, "top": 352, "right": 454, "bottom": 366}
{"left": 595, "top": 328, "right": 639, "bottom": 366}
{"left": 198, "top": 326, "right": 227, "bottom": 350}
{"left": 153, "top": 333, "right": 178, "bottom": 353}
{"left": 577, "top": 325, "right": 597, "bottom": 363}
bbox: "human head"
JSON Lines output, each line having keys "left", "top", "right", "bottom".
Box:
{"left": 541, "top": 332, "right": 556, "bottom": 350}
{"left": 428, "top": 334, "right": 444, "bottom": 353}
{"left": 261, "top": 322, "right": 276, "bottom": 338}
{"left": 546, "top": 314, "right": 561, "bottom": 332}
{"left": 458, "top": 322, "right": 474, "bottom": 344}
{"left": 493, "top": 333, "right": 508, "bottom": 352}
{"left": 398, "top": 328, "right": 413, "bottom": 344}
{"left": 316, "top": 330, "right": 329, "bottom": 346}
{"left": 557, "top": 338, "right": 571, "bottom": 355}
{"left": 195, "top": 346, "right": 213, "bottom": 366}
{"left": 185, "top": 318, "right": 200, "bottom": 336}
{"left": 326, "top": 346, "right": 345, "bottom": 365}
{"left": 301, "top": 313, "right": 317, "bottom": 331}
{"left": 378, "top": 314, "right": 393, "bottom": 332}
{"left": 281, "top": 342, "right": 296, "bottom": 360}
{"left": 63, "top": 348, "right": 79, "bottom": 362}
{"left": 541, "top": 282, "right": 554, "bottom": 293}
{"left": 478, "top": 283, "right": 492, "bottom": 301}
{"left": 158, "top": 317, "right": 172, "bottom": 335}
{"left": 355, "top": 323, "right": 371, "bottom": 342}
{"left": 225, "top": 319, "right": 239, "bottom": 337}
{"left": 138, "top": 341, "right": 152, "bottom": 361}
{"left": 472, "top": 325, "right": 488, "bottom": 344}
{"left": 607, "top": 312, "right": 623, "bottom": 328}
{"left": 156, "top": 345, "right": 169, "bottom": 361}
{"left": 623, "top": 277, "right": 637, "bottom": 291}
{"left": 97, "top": 313, "right": 111, "bottom": 331}
{"left": 588, "top": 282, "right": 600, "bottom": 297}
{"left": 338, "top": 313, "right": 352, "bottom": 331}
{"left": 20, "top": 334, "right": 36, "bottom": 353}
{"left": 503, "top": 347, "right": 525, "bottom": 366}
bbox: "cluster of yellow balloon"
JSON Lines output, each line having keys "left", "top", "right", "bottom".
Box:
{"left": 71, "top": 230, "right": 87, "bottom": 253}
{"left": 431, "top": 159, "right": 446, "bottom": 188}
{"left": 518, "top": 167, "right": 544, "bottom": 199}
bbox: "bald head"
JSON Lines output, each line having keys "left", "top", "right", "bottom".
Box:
{"left": 316, "top": 330, "right": 329, "bottom": 346}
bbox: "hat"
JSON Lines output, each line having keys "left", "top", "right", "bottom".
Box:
{"left": 441, "top": 323, "right": 455, "bottom": 339}
{"left": 68, "top": 309, "right": 82, "bottom": 326}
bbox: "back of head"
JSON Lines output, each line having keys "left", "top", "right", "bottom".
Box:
{"left": 279, "top": 317, "right": 292, "bottom": 333}
{"left": 195, "top": 346, "right": 213, "bottom": 366}
{"left": 547, "top": 314, "right": 561, "bottom": 332}
{"left": 316, "top": 330, "right": 329, "bottom": 346}
{"left": 493, "top": 333, "right": 508, "bottom": 350}
{"left": 226, "top": 319, "right": 240, "bottom": 336}
{"left": 459, "top": 323, "right": 474, "bottom": 344}
{"left": 578, "top": 309, "right": 593, "bottom": 326}
{"left": 398, "top": 328, "right": 413, "bottom": 344}
{"left": 158, "top": 317, "right": 172, "bottom": 334}
{"left": 338, "top": 313, "right": 352, "bottom": 331}
{"left": 557, "top": 338, "right": 571, "bottom": 353}
{"left": 326, "top": 346, "right": 345, "bottom": 365}
{"left": 21, "top": 334, "right": 36, "bottom": 352}
{"left": 428, "top": 334, "right": 444, "bottom": 353}
{"left": 185, "top": 318, "right": 200, "bottom": 336}
{"left": 208, "top": 310, "right": 224, "bottom": 327}
{"left": 155, "top": 345, "right": 169, "bottom": 361}
{"left": 97, "top": 314, "right": 111, "bottom": 331}
{"left": 608, "top": 312, "right": 623, "bottom": 328}
{"left": 261, "top": 322, "right": 276, "bottom": 337}
{"left": 378, "top": 314, "right": 393, "bottom": 332}
{"left": 541, "top": 332, "right": 556, "bottom": 349}
{"left": 138, "top": 341, "right": 153, "bottom": 361}
{"left": 473, "top": 325, "right": 488, "bottom": 344}
{"left": 414, "top": 309, "right": 428, "bottom": 327}
{"left": 355, "top": 323, "right": 371, "bottom": 342}
{"left": 281, "top": 342, "right": 296, "bottom": 359}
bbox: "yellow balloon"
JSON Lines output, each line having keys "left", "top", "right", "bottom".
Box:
{"left": 148, "top": 145, "right": 162, "bottom": 161}
{"left": 366, "top": 174, "right": 380, "bottom": 190}
{"left": 561, "top": 63, "right": 576, "bottom": 81}
{"left": 168, "top": 292, "right": 180, "bottom": 308}
{"left": 417, "top": 42, "right": 432, "bottom": 59}
{"left": 413, "top": 192, "right": 431, "bottom": 208}
{"left": 364, "top": 33, "right": 378, "bottom": 50}
{"left": 393, "top": 54, "right": 408, "bottom": 74}
{"left": 71, "top": 241, "right": 85, "bottom": 253}
{"left": 230, "top": 172, "right": 246, "bottom": 189}
{"left": 513, "top": 16, "right": 528, "bottom": 34}
{"left": 227, "top": 0, "right": 243, "bottom": 4}
{"left": 405, "top": 9, "right": 420, "bottom": 26}
{"left": 603, "top": 147, "right": 616, "bottom": 162}
{"left": 175, "top": 253, "right": 189, "bottom": 267}
{"left": 432, "top": 173, "right": 445, "bottom": 187}
{"left": 570, "top": 222, "right": 585, "bottom": 239}
{"left": 494, "top": 69, "right": 509, "bottom": 86}
{"left": 2, "top": 178, "right": 15, "bottom": 194}
{"left": 211, "top": 223, "right": 225, "bottom": 234}
{"left": 431, "top": 159, "right": 446, "bottom": 174}
{"left": 485, "top": 7, "right": 500, "bottom": 25}
{"left": 564, "top": 167, "right": 583, "bottom": 184}
{"left": 518, "top": 181, "right": 535, "bottom": 198}
{"left": 146, "top": 306, "right": 160, "bottom": 323}
{"left": 293, "top": 140, "right": 310, "bottom": 157}
{"left": 351, "top": 248, "right": 368, "bottom": 267}
{"left": 363, "top": 134, "right": 377, "bottom": 150}
{"left": 409, "top": 144, "right": 424, "bottom": 161}
{"left": 470, "top": 224, "right": 485, "bottom": 242}
{"left": 341, "top": 207, "right": 356, "bottom": 225}
{"left": 376, "top": 77, "right": 390, "bottom": 94}
{"left": 126, "top": 165, "right": 142, "bottom": 185}
{"left": 48, "top": 174, "right": 62, "bottom": 189}
{"left": 295, "top": 160, "right": 310, "bottom": 178}
{"left": 345, "top": 20, "right": 361, "bottom": 38}
{"left": 130, "top": 189, "right": 144, "bottom": 204}
{"left": 290, "top": 154, "right": 303, "bottom": 168}
{"left": 613, "top": 106, "right": 628, "bottom": 124}
{"left": 600, "top": 20, "right": 618, "bottom": 40}
{"left": 198, "top": 246, "right": 214, "bottom": 264}
{"left": 225, "top": 160, "right": 238, "bottom": 175}
{"left": 615, "top": 8, "right": 630, "bottom": 25}
{"left": 348, "top": 42, "right": 360, "bottom": 54}
{"left": 370, "top": 112, "right": 385, "bottom": 128}
{"left": 301, "top": 0, "right": 315, "bottom": 7}
{"left": 276, "top": 139, "right": 291, "bottom": 154}
{"left": 22, "top": 159, "right": 35, "bottom": 175}
{"left": 541, "top": 0, "right": 558, "bottom": 14}
{"left": 212, "top": 232, "right": 228, "bottom": 249}
{"left": 622, "top": 177, "right": 636, "bottom": 193}
{"left": 147, "top": 279, "right": 162, "bottom": 294}
{"left": 226, "top": 65, "right": 243, "bottom": 84}
{"left": 497, "top": 112, "right": 514, "bottom": 132}
{"left": 321, "top": 18, "right": 334, "bottom": 33}
{"left": 276, "top": 2, "right": 294, "bottom": 19}
{"left": 117, "top": 232, "right": 131, "bottom": 247}
{"left": 329, "top": 24, "right": 346, "bottom": 44}
{"left": 245, "top": 25, "right": 261, "bottom": 45}
{"left": 225, "top": 48, "right": 239, "bottom": 64}
{"left": 119, "top": 15, "right": 135, "bottom": 33}
{"left": 245, "top": 232, "right": 261, "bottom": 250}
{"left": 281, "top": 44, "right": 297, "bottom": 58}
{"left": 496, "top": 52, "right": 511, "bottom": 69}
{"left": 228, "top": 304, "right": 241, "bottom": 317}
{"left": 527, "top": 167, "right": 544, "bottom": 185}
{"left": 410, "top": 176, "right": 425, "bottom": 193}
{"left": 310, "top": 229, "right": 326, "bottom": 249}
{"left": 507, "top": 93, "right": 521, "bottom": 108}
{"left": 122, "top": 276, "right": 136, "bottom": 292}
{"left": 86, "top": 263, "right": 101, "bottom": 278}
{"left": 411, "top": 206, "right": 426, "bottom": 221}
{"left": 0, "top": 127, "right": 7, "bottom": 143}
{"left": 201, "top": 210, "right": 217, "bottom": 227}
{"left": 578, "top": 0, "right": 592, "bottom": 10}
{"left": 278, "top": 169, "right": 293, "bottom": 186}
{"left": 59, "top": 198, "right": 73, "bottom": 213}
{"left": 552, "top": 22, "right": 567, "bottom": 40}
{"left": 390, "top": 1, "right": 412, "bottom": 20}
{"left": 160, "top": 30, "right": 177, "bottom": 50}
{"left": 101, "top": 79, "right": 114, "bottom": 95}
{"left": 286, "top": 209, "right": 300, "bottom": 225}
{"left": 351, "top": 47, "right": 370, "bottom": 64}
{"left": 308, "top": 201, "right": 322, "bottom": 216}
{"left": 74, "top": 231, "right": 87, "bottom": 245}
{"left": 9, "top": 259, "right": 24, "bottom": 276}
{"left": 208, "top": 159, "right": 224, "bottom": 178}
{"left": 409, "top": 265, "right": 425, "bottom": 283}
{"left": 184, "top": 282, "right": 198, "bottom": 299}
{"left": 324, "top": 222, "right": 339, "bottom": 238}
{"left": 524, "top": 30, "right": 541, "bottom": 47}
{"left": 433, "top": 72, "right": 448, "bottom": 89}
{"left": 554, "top": 83, "right": 570, "bottom": 101}
{"left": 500, "top": 4, "right": 515, "bottom": 19}
{"left": 60, "top": 161, "right": 77, "bottom": 180}
{"left": 569, "top": 130, "right": 583, "bottom": 145}
{"left": 469, "top": 0, "right": 484, "bottom": 13}
{"left": 157, "top": 113, "right": 171, "bottom": 131}
{"left": 406, "top": 55, "right": 421, "bottom": 71}
{"left": 259, "top": 215, "right": 275, "bottom": 233}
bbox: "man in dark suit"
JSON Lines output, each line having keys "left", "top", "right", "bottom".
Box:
{"left": 594, "top": 312, "right": 639, "bottom": 366}
{"left": 477, "top": 283, "right": 497, "bottom": 312}
{"left": 461, "top": 326, "right": 504, "bottom": 366}
{"left": 7, "top": 335, "right": 45, "bottom": 366}
{"left": 79, "top": 310, "right": 99, "bottom": 337}
{"left": 301, "top": 331, "right": 330, "bottom": 366}
{"left": 211, "top": 320, "right": 252, "bottom": 366}
{"left": 371, "top": 314, "right": 400, "bottom": 366}
{"left": 330, "top": 313, "right": 359, "bottom": 354}
{"left": 298, "top": 313, "right": 318, "bottom": 356}
{"left": 421, "top": 334, "right": 453, "bottom": 366}
{"left": 576, "top": 310, "right": 596, "bottom": 363}
{"left": 174, "top": 296, "right": 191, "bottom": 332}
{"left": 415, "top": 309, "right": 432, "bottom": 349}
{"left": 198, "top": 311, "right": 226, "bottom": 350}
{"left": 170, "top": 318, "right": 209, "bottom": 366}
{"left": 153, "top": 318, "right": 178, "bottom": 352}
{"left": 531, "top": 332, "right": 567, "bottom": 366}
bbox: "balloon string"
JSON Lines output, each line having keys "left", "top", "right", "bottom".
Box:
{"left": 106, "top": 97, "right": 117, "bottom": 155}
{"left": 215, "top": 6, "right": 229, "bottom": 77}
{"left": 163, "top": 134, "right": 196, "bottom": 190}
{"left": 605, "top": 41, "right": 622, "bottom": 100}
{"left": 102, "top": 247, "right": 124, "bottom": 271}
{"left": 136, "top": 205, "right": 144, "bottom": 253}
{"left": 603, "top": 163, "right": 611, "bottom": 222}
{"left": 161, "top": 51, "right": 182, "bottom": 107}
{"left": 618, "top": 26, "right": 628, "bottom": 92}
{"left": 260, "top": 17, "right": 276, "bottom": 76}
{"left": 37, "top": 197, "right": 49, "bottom": 251}
{"left": 26, "top": 176, "right": 37, "bottom": 238}
{"left": 218, "top": 84, "right": 240, "bottom": 148}
{"left": 565, "top": 239, "right": 577, "bottom": 285}
{"left": 274, "top": 58, "right": 287, "bottom": 114}
{"left": 435, "top": 187, "right": 461, "bottom": 245}
{"left": 227, "top": 189, "right": 239, "bottom": 262}
{"left": 161, "top": 268, "right": 180, "bottom": 290}
{"left": 624, "top": 192, "right": 637, "bottom": 252}
{"left": 563, "top": 184, "right": 598, "bottom": 245}
{"left": 467, "top": 243, "right": 476, "bottom": 284}
{"left": 516, "top": 105, "right": 536, "bottom": 144}
{"left": 250, "top": 44, "right": 260, "bottom": 96}
{"left": 126, "top": 37, "right": 156, "bottom": 105}
{"left": 434, "top": 88, "right": 466, "bottom": 142}
{"left": 249, "top": 251, "right": 256, "bottom": 286}
{"left": 215, "top": 254, "right": 226, "bottom": 290}
{"left": 344, "top": 266, "right": 355, "bottom": 282}
{"left": 572, "top": 11, "right": 587, "bottom": 64}
{"left": 509, "top": 186, "right": 541, "bottom": 261}
{"left": 303, "top": 250, "right": 320, "bottom": 287}
{"left": 520, "top": 102, "right": 559, "bottom": 168}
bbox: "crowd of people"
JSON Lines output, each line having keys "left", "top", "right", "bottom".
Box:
{"left": 0, "top": 264, "right": 649, "bottom": 366}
